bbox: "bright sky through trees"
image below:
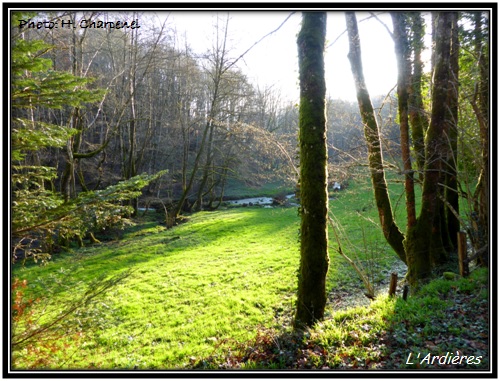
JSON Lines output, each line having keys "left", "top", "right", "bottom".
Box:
{"left": 168, "top": 11, "right": 430, "bottom": 102}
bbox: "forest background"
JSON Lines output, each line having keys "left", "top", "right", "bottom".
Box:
{"left": 10, "top": 9, "right": 411, "bottom": 251}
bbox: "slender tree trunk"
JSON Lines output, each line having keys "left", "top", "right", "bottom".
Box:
{"left": 61, "top": 139, "right": 74, "bottom": 202}
{"left": 61, "top": 14, "right": 81, "bottom": 202}
{"left": 294, "top": 11, "right": 329, "bottom": 329}
{"left": 443, "top": 12, "right": 460, "bottom": 250}
{"left": 391, "top": 12, "right": 417, "bottom": 229}
{"left": 408, "top": 12, "right": 428, "bottom": 182}
{"left": 345, "top": 12, "right": 407, "bottom": 264}
{"left": 180, "top": 112, "right": 190, "bottom": 196}
{"left": 194, "top": 121, "right": 215, "bottom": 211}
{"left": 126, "top": 23, "right": 139, "bottom": 215}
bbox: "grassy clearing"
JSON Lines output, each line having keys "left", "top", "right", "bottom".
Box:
{"left": 11, "top": 171, "right": 488, "bottom": 371}
{"left": 12, "top": 206, "right": 302, "bottom": 369}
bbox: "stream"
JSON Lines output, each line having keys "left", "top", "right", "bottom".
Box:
{"left": 228, "top": 194, "right": 295, "bottom": 207}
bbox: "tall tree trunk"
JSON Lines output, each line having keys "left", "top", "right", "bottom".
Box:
{"left": 391, "top": 12, "right": 417, "bottom": 230}
{"left": 61, "top": 13, "right": 81, "bottom": 202}
{"left": 345, "top": 11, "right": 406, "bottom": 264}
{"left": 405, "top": 12, "right": 453, "bottom": 288}
{"left": 125, "top": 19, "right": 139, "bottom": 215}
{"left": 408, "top": 12, "right": 428, "bottom": 182}
{"left": 443, "top": 12, "right": 460, "bottom": 251}
{"left": 294, "top": 11, "right": 329, "bottom": 329}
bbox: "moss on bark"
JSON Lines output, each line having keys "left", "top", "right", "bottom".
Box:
{"left": 294, "top": 12, "right": 329, "bottom": 329}
{"left": 404, "top": 12, "right": 454, "bottom": 289}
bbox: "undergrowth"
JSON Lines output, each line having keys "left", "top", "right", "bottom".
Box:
{"left": 192, "top": 268, "right": 489, "bottom": 370}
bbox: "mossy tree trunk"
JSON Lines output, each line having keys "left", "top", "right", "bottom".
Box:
{"left": 407, "top": 12, "right": 428, "bottom": 182}
{"left": 391, "top": 12, "right": 417, "bottom": 230}
{"left": 345, "top": 12, "right": 407, "bottom": 264}
{"left": 294, "top": 12, "right": 329, "bottom": 329}
{"left": 405, "top": 12, "right": 454, "bottom": 286}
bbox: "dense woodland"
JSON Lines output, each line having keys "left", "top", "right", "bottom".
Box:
{"left": 9, "top": 9, "right": 491, "bottom": 372}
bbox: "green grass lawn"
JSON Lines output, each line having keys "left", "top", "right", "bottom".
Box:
{"left": 12, "top": 206, "right": 303, "bottom": 369}
{"left": 11, "top": 173, "right": 489, "bottom": 371}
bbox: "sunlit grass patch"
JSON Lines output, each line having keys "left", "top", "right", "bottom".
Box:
{"left": 11, "top": 206, "right": 302, "bottom": 369}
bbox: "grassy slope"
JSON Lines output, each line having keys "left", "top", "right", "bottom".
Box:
{"left": 11, "top": 176, "right": 489, "bottom": 370}
{"left": 13, "top": 207, "right": 301, "bottom": 369}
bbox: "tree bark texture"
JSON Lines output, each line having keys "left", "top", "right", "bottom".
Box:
{"left": 391, "top": 12, "right": 417, "bottom": 229}
{"left": 345, "top": 11, "right": 406, "bottom": 264}
{"left": 404, "top": 12, "right": 453, "bottom": 288}
{"left": 443, "top": 12, "right": 460, "bottom": 250}
{"left": 408, "top": 13, "right": 428, "bottom": 182}
{"left": 294, "top": 12, "right": 329, "bottom": 329}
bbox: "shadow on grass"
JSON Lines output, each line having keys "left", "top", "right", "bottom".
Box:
{"left": 188, "top": 267, "right": 490, "bottom": 372}
{"left": 11, "top": 206, "right": 300, "bottom": 300}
